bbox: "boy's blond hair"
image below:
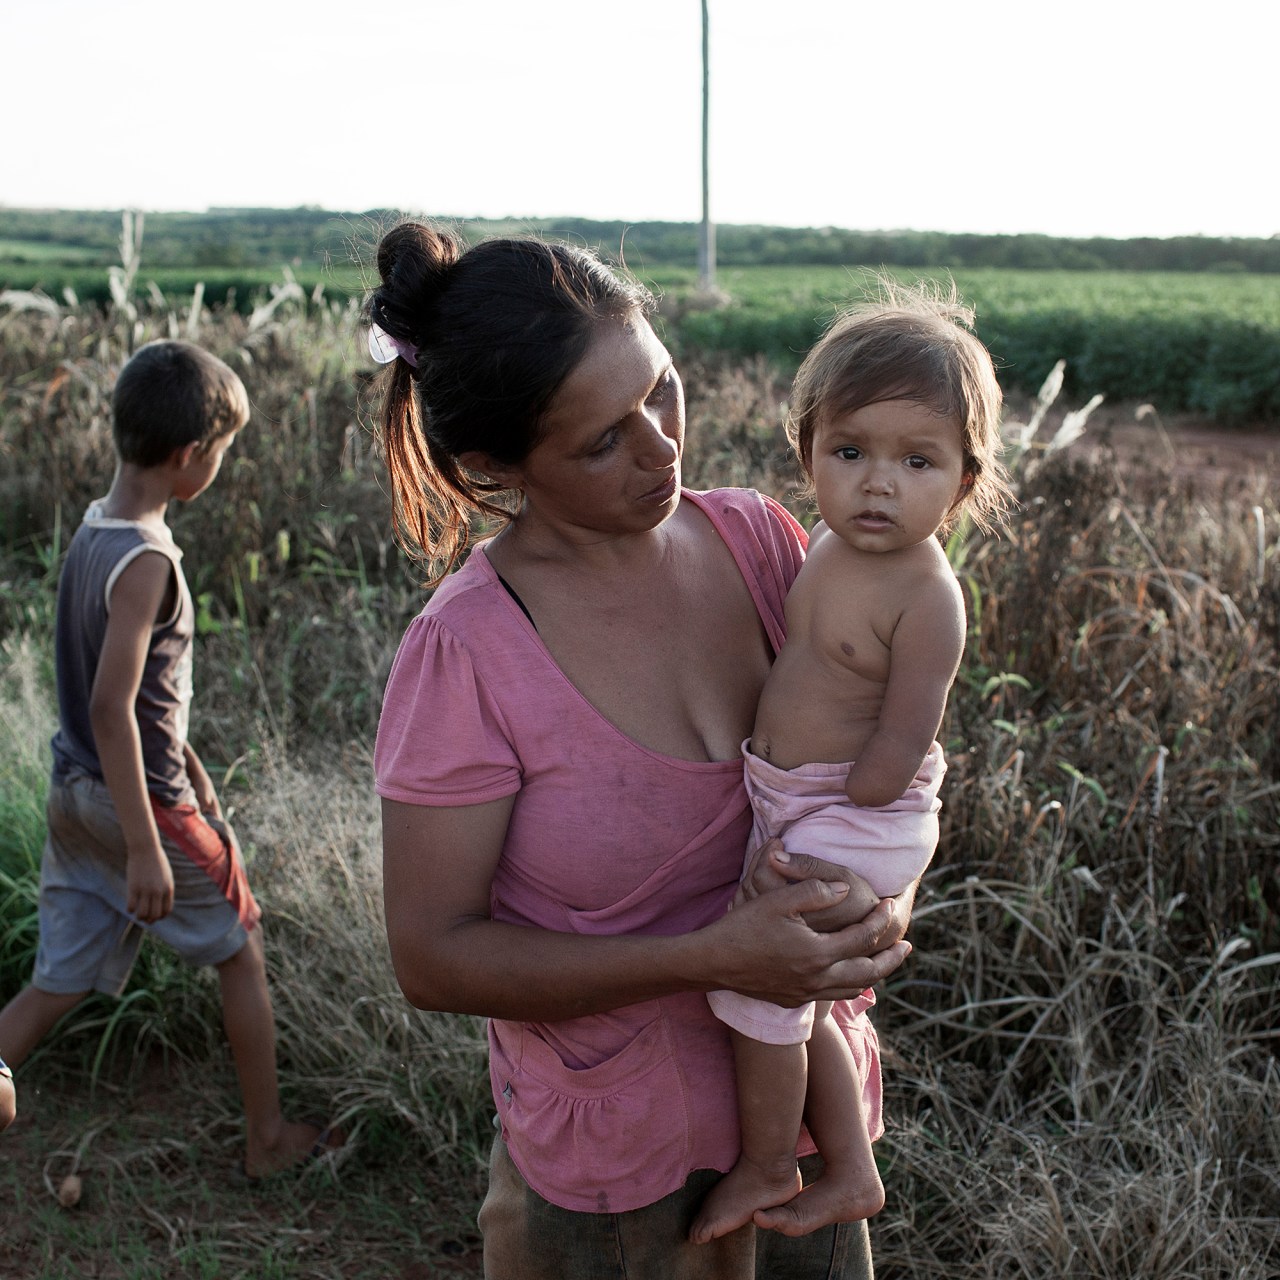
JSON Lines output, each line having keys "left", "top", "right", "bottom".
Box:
{"left": 788, "top": 281, "right": 1012, "bottom": 532}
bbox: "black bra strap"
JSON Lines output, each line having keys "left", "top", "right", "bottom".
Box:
{"left": 495, "top": 571, "right": 537, "bottom": 631}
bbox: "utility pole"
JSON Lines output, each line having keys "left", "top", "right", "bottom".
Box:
{"left": 697, "top": 0, "right": 716, "bottom": 293}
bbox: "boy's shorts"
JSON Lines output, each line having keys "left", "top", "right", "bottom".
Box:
{"left": 34, "top": 771, "right": 262, "bottom": 997}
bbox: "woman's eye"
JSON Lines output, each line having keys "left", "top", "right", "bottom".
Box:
{"left": 646, "top": 371, "right": 673, "bottom": 405}
{"left": 589, "top": 431, "right": 620, "bottom": 457}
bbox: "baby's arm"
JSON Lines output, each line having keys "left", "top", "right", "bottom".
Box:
{"left": 845, "top": 574, "right": 965, "bottom": 808}
{"left": 89, "top": 551, "right": 177, "bottom": 923}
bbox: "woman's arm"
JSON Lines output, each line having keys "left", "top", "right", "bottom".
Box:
{"left": 382, "top": 798, "right": 910, "bottom": 1023}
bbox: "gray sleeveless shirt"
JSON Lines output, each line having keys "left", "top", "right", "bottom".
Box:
{"left": 50, "top": 502, "right": 197, "bottom": 807}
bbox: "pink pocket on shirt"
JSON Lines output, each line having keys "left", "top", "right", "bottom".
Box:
{"left": 490, "top": 1011, "right": 693, "bottom": 1215}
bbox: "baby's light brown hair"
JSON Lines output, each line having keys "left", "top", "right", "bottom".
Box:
{"left": 788, "top": 281, "right": 1012, "bottom": 533}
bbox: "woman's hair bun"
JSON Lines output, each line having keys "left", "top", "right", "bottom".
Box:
{"left": 372, "top": 222, "right": 463, "bottom": 337}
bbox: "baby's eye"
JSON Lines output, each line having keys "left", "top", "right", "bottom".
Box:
{"left": 905, "top": 454, "right": 931, "bottom": 470}
{"left": 835, "top": 446, "right": 862, "bottom": 461}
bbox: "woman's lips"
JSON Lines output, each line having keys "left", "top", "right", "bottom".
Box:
{"left": 640, "top": 474, "right": 679, "bottom": 503}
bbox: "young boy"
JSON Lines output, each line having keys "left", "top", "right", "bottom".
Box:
{"left": 0, "top": 341, "right": 337, "bottom": 1178}
{"left": 695, "top": 287, "right": 1012, "bottom": 1242}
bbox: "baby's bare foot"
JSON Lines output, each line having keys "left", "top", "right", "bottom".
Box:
{"left": 244, "top": 1119, "right": 343, "bottom": 1180}
{"left": 690, "top": 1158, "right": 802, "bottom": 1244}
{"left": 753, "top": 1165, "right": 884, "bottom": 1236}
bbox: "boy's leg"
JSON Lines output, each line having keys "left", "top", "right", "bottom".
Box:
{"left": 689, "top": 1033, "right": 807, "bottom": 1243}
{"left": 0, "top": 986, "right": 89, "bottom": 1067}
{"left": 0, "top": 1068, "right": 14, "bottom": 1131}
{"left": 754, "top": 1008, "right": 884, "bottom": 1237}
{"left": 216, "top": 928, "right": 338, "bottom": 1177}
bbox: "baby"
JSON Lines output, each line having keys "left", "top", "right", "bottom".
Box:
{"left": 696, "top": 284, "right": 1011, "bottom": 1241}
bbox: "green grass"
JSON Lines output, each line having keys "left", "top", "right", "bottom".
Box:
{"left": 0, "top": 638, "right": 51, "bottom": 990}
{"left": 0, "top": 239, "right": 103, "bottom": 263}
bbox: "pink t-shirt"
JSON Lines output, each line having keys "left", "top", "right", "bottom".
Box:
{"left": 374, "top": 488, "right": 882, "bottom": 1213}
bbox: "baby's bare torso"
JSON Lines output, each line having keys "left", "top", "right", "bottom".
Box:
{"left": 751, "top": 524, "right": 957, "bottom": 770}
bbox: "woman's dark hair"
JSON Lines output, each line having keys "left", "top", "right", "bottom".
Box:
{"left": 367, "top": 221, "right": 653, "bottom": 580}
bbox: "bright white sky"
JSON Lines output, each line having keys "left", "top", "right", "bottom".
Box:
{"left": 4, "top": 0, "right": 1274, "bottom": 239}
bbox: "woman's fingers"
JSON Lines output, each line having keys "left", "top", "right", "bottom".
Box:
{"left": 740, "top": 837, "right": 789, "bottom": 902}
{"left": 723, "top": 881, "right": 911, "bottom": 1004}
{"left": 827, "top": 896, "right": 899, "bottom": 955}
{"left": 819, "top": 938, "right": 912, "bottom": 998}
{"left": 763, "top": 847, "right": 885, "bottom": 931}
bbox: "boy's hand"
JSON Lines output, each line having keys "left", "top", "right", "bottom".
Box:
{"left": 192, "top": 778, "right": 222, "bottom": 818}
{"left": 183, "top": 744, "right": 222, "bottom": 817}
{"left": 127, "top": 849, "right": 175, "bottom": 923}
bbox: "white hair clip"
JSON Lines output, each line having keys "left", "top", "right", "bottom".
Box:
{"left": 367, "top": 323, "right": 418, "bottom": 368}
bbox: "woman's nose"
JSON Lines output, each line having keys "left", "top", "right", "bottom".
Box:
{"left": 638, "top": 413, "right": 680, "bottom": 467}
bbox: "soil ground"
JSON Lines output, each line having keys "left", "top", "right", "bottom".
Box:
{"left": 0, "top": 1056, "right": 484, "bottom": 1279}
{"left": 1008, "top": 395, "right": 1280, "bottom": 489}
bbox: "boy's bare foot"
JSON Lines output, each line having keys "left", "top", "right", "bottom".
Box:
{"left": 244, "top": 1118, "right": 344, "bottom": 1180}
{"left": 752, "top": 1165, "right": 885, "bottom": 1237}
{"left": 690, "top": 1158, "right": 803, "bottom": 1244}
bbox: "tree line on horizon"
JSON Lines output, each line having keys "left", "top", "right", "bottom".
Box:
{"left": 1, "top": 206, "right": 1277, "bottom": 275}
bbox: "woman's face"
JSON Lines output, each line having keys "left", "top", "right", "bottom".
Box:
{"left": 508, "top": 315, "right": 685, "bottom": 541}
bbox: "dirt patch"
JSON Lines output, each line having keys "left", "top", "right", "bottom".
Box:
{"left": 0, "top": 1062, "right": 483, "bottom": 1279}
{"left": 1006, "top": 395, "right": 1280, "bottom": 493}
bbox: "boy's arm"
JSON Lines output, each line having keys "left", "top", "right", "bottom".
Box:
{"left": 183, "top": 742, "right": 221, "bottom": 817}
{"left": 89, "top": 551, "right": 176, "bottom": 924}
{"left": 845, "top": 575, "right": 966, "bottom": 808}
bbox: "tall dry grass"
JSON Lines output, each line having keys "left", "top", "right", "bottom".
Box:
{"left": 1, "top": 271, "right": 1276, "bottom": 1277}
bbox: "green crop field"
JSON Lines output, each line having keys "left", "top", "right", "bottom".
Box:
{"left": 0, "top": 238, "right": 102, "bottom": 263}
{"left": 652, "top": 266, "right": 1280, "bottom": 423}
{"left": 4, "top": 213, "right": 1280, "bottom": 424}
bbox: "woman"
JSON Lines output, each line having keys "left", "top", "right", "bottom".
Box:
{"left": 370, "top": 222, "right": 916, "bottom": 1279}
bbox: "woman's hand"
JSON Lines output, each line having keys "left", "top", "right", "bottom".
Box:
{"left": 703, "top": 867, "right": 911, "bottom": 1007}
{"left": 735, "top": 839, "right": 878, "bottom": 928}
{"left": 739, "top": 839, "right": 916, "bottom": 938}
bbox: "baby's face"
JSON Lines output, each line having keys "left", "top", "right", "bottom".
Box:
{"left": 808, "top": 399, "right": 970, "bottom": 554}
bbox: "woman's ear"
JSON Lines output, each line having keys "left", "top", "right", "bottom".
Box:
{"left": 459, "top": 451, "right": 519, "bottom": 490}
